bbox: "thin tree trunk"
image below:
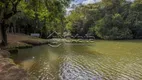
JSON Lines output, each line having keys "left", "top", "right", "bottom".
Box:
{"left": 13, "top": 24, "right": 16, "bottom": 33}
{"left": 60, "top": 17, "right": 64, "bottom": 38}
{"left": 12, "top": 27, "right": 14, "bottom": 33}
{"left": 0, "top": 20, "right": 7, "bottom": 46}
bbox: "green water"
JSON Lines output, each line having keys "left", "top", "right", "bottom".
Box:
{"left": 12, "top": 40, "right": 142, "bottom": 80}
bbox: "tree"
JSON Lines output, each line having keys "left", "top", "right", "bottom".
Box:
{"left": 0, "top": 0, "right": 71, "bottom": 45}
{"left": 95, "top": 14, "right": 132, "bottom": 39}
{"left": 0, "top": 0, "right": 21, "bottom": 46}
{"left": 66, "top": 4, "right": 102, "bottom": 36}
{"left": 44, "top": 0, "right": 71, "bottom": 37}
{"left": 66, "top": 0, "right": 141, "bottom": 39}
{"left": 125, "top": 0, "right": 142, "bottom": 38}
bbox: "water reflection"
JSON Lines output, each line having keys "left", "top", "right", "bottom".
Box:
{"left": 12, "top": 41, "right": 142, "bottom": 80}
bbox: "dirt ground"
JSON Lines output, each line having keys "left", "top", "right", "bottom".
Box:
{"left": 0, "top": 33, "right": 38, "bottom": 43}
{"left": 0, "top": 33, "right": 48, "bottom": 49}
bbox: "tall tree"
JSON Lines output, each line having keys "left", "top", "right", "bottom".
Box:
{"left": 0, "top": 0, "right": 71, "bottom": 45}
{"left": 0, "top": 0, "right": 21, "bottom": 45}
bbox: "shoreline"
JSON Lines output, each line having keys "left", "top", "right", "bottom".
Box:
{"left": 0, "top": 40, "right": 49, "bottom": 80}
{"left": 0, "top": 49, "right": 30, "bottom": 80}
{"left": 0, "top": 34, "right": 49, "bottom": 80}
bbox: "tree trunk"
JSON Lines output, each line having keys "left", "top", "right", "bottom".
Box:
{"left": 13, "top": 24, "right": 16, "bottom": 33}
{"left": 0, "top": 20, "right": 7, "bottom": 46}
{"left": 60, "top": 17, "right": 64, "bottom": 38}
{"left": 0, "top": 0, "right": 21, "bottom": 46}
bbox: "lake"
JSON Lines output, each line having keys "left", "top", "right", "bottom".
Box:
{"left": 12, "top": 40, "right": 142, "bottom": 80}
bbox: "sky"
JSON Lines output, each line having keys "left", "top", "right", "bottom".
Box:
{"left": 72, "top": 0, "right": 98, "bottom": 5}
{"left": 66, "top": 0, "right": 101, "bottom": 15}
{"left": 72, "top": 0, "right": 134, "bottom": 4}
{"left": 66, "top": 0, "right": 134, "bottom": 15}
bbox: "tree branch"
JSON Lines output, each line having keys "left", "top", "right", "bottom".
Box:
{"left": 3, "top": 0, "right": 22, "bottom": 19}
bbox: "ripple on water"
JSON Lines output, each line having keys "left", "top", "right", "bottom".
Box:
{"left": 16, "top": 42, "right": 142, "bottom": 80}
{"left": 59, "top": 56, "right": 102, "bottom": 80}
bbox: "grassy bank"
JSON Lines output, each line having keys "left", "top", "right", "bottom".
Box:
{"left": 0, "top": 34, "right": 49, "bottom": 51}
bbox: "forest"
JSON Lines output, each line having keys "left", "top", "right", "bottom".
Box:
{"left": 0, "top": 0, "right": 142, "bottom": 46}
{"left": 66, "top": 0, "right": 142, "bottom": 40}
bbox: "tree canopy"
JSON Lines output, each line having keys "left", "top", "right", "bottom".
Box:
{"left": 0, "top": 0, "right": 71, "bottom": 45}
{"left": 66, "top": 0, "right": 142, "bottom": 39}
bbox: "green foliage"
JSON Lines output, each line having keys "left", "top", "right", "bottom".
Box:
{"left": 95, "top": 14, "right": 132, "bottom": 39}
{"left": 66, "top": 0, "right": 142, "bottom": 39}
{"left": 6, "top": 0, "right": 71, "bottom": 34}
{"left": 66, "top": 4, "right": 102, "bottom": 36}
